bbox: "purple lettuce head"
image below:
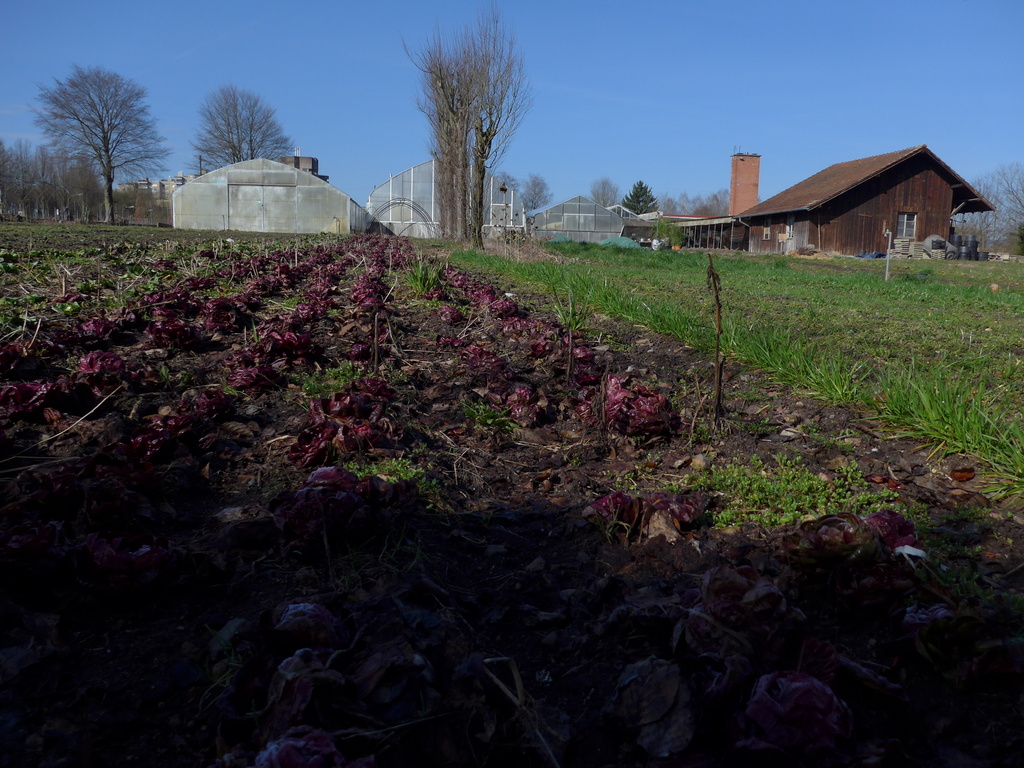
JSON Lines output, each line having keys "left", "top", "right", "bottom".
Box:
{"left": 255, "top": 726, "right": 373, "bottom": 768}
{"left": 640, "top": 491, "right": 708, "bottom": 529}
{"left": 583, "top": 491, "right": 640, "bottom": 527}
{"left": 271, "top": 601, "right": 346, "bottom": 650}
{"left": 603, "top": 375, "right": 681, "bottom": 438}
{"left": 782, "top": 513, "right": 879, "bottom": 567}
{"left": 865, "top": 510, "right": 917, "bottom": 550}
{"left": 738, "top": 671, "right": 853, "bottom": 758}
{"left": 438, "top": 305, "right": 465, "bottom": 324}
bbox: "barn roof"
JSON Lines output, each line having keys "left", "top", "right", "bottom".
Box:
{"left": 738, "top": 145, "right": 995, "bottom": 217}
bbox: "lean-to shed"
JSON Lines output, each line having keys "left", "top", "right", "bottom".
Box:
{"left": 172, "top": 158, "right": 368, "bottom": 234}
{"left": 738, "top": 146, "right": 994, "bottom": 255}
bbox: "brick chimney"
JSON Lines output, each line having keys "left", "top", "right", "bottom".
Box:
{"left": 729, "top": 153, "right": 760, "bottom": 216}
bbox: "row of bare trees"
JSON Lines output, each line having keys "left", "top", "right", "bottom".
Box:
{"left": 0, "top": 138, "right": 105, "bottom": 222}
{"left": 959, "top": 165, "right": 1024, "bottom": 253}
{"left": 12, "top": 63, "right": 294, "bottom": 225}
{"left": 587, "top": 176, "right": 729, "bottom": 217}
{"left": 409, "top": 6, "right": 531, "bottom": 247}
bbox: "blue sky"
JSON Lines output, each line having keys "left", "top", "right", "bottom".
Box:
{"left": 2, "top": 0, "right": 1021, "bottom": 209}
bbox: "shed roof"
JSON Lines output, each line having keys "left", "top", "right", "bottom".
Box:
{"left": 738, "top": 145, "right": 994, "bottom": 218}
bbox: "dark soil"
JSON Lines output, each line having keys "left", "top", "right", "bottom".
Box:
{"left": 1, "top": 232, "right": 1022, "bottom": 768}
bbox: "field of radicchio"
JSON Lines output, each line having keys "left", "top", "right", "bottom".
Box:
{"left": 0, "top": 229, "right": 1022, "bottom": 768}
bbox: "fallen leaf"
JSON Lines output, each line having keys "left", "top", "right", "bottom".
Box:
{"left": 950, "top": 467, "right": 975, "bottom": 482}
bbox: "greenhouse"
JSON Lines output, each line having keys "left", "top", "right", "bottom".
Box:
{"left": 366, "top": 159, "right": 526, "bottom": 239}
{"left": 532, "top": 196, "right": 652, "bottom": 244}
{"left": 172, "top": 158, "right": 369, "bottom": 234}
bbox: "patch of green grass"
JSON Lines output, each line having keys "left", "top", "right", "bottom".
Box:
{"left": 408, "top": 256, "right": 447, "bottom": 296}
{"left": 464, "top": 402, "right": 515, "bottom": 434}
{"left": 299, "top": 364, "right": 366, "bottom": 398}
{"left": 691, "top": 455, "right": 900, "bottom": 528}
{"left": 450, "top": 244, "right": 1024, "bottom": 497}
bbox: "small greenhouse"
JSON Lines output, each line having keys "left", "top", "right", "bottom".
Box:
{"left": 172, "top": 158, "right": 369, "bottom": 234}
{"left": 532, "top": 196, "right": 651, "bottom": 244}
{"left": 366, "top": 159, "right": 526, "bottom": 239}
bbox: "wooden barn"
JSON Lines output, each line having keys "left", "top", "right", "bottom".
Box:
{"left": 737, "top": 146, "right": 994, "bottom": 255}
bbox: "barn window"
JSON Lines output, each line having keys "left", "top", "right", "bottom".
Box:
{"left": 762, "top": 218, "right": 771, "bottom": 240}
{"left": 896, "top": 212, "right": 917, "bottom": 239}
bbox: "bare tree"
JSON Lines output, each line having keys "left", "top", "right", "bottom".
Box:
{"left": 590, "top": 177, "right": 620, "bottom": 207}
{"left": 34, "top": 65, "right": 168, "bottom": 223}
{"left": 466, "top": 7, "right": 531, "bottom": 248}
{"left": 518, "top": 173, "right": 552, "bottom": 212}
{"left": 689, "top": 188, "right": 730, "bottom": 216}
{"left": 959, "top": 165, "right": 1024, "bottom": 251}
{"left": 192, "top": 85, "right": 293, "bottom": 171}
{"left": 410, "top": 5, "right": 530, "bottom": 246}
{"left": 408, "top": 26, "right": 475, "bottom": 240}
{"left": 659, "top": 193, "right": 679, "bottom": 215}
{"left": 0, "top": 138, "right": 103, "bottom": 221}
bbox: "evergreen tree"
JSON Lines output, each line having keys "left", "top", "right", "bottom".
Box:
{"left": 621, "top": 180, "right": 658, "bottom": 214}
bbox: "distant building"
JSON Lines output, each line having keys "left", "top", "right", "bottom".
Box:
{"left": 276, "top": 155, "right": 329, "bottom": 182}
{"left": 738, "top": 145, "right": 994, "bottom": 256}
{"left": 172, "top": 158, "right": 368, "bottom": 234}
{"left": 532, "top": 196, "right": 653, "bottom": 244}
{"left": 366, "top": 159, "right": 526, "bottom": 239}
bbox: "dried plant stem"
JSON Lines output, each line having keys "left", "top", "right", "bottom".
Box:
{"left": 0, "top": 384, "right": 126, "bottom": 466}
{"left": 482, "top": 656, "right": 561, "bottom": 768}
{"left": 706, "top": 253, "right": 725, "bottom": 422}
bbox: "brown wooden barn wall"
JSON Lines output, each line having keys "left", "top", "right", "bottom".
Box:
{"left": 745, "top": 154, "right": 957, "bottom": 255}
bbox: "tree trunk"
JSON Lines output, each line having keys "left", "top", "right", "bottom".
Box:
{"left": 104, "top": 172, "right": 115, "bottom": 224}
{"left": 469, "top": 148, "right": 487, "bottom": 248}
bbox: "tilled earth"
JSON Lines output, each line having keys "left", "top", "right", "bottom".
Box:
{"left": 0, "top": 233, "right": 1022, "bottom": 768}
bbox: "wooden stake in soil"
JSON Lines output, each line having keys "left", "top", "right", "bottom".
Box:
{"left": 706, "top": 253, "right": 725, "bottom": 422}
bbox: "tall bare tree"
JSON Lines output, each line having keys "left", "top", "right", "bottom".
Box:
{"left": 589, "top": 177, "right": 620, "bottom": 208}
{"left": 465, "top": 7, "right": 531, "bottom": 248}
{"left": 410, "top": 6, "right": 530, "bottom": 246}
{"left": 192, "top": 85, "right": 293, "bottom": 170}
{"left": 958, "top": 164, "right": 1024, "bottom": 251}
{"left": 518, "top": 173, "right": 552, "bottom": 212}
{"left": 34, "top": 65, "right": 168, "bottom": 223}
{"left": 409, "top": 27, "right": 475, "bottom": 240}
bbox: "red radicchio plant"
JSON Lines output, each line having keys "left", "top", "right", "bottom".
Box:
{"left": 737, "top": 671, "right": 853, "bottom": 759}
{"left": 254, "top": 726, "right": 374, "bottom": 768}
{"left": 350, "top": 274, "right": 387, "bottom": 312}
{"left": 74, "top": 317, "right": 118, "bottom": 348}
{"left": 0, "top": 343, "right": 25, "bottom": 377}
{"left": 74, "top": 533, "right": 181, "bottom": 594}
{"left": 288, "top": 380, "right": 399, "bottom": 467}
{"left": 145, "top": 318, "right": 205, "bottom": 350}
{"left": 685, "top": 565, "right": 803, "bottom": 660}
{"left": 75, "top": 352, "right": 130, "bottom": 397}
{"left": 438, "top": 305, "right": 465, "bottom": 324}
{"left": 227, "top": 365, "right": 287, "bottom": 391}
{"left": 488, "top": 297, "right": 519, "bottom": 319}
{"left": 503, "top": 385, "right": 540, "bottom": 426}
{"left": 782, "top": 513, "right": 880, "bottom": 567}
{"left": 604, "top": 375, "right": 681, "bottom": 438}
{"left": 270, "top": 467, "right": 368, "bottom": 543}
{"left": 270, "top": 601, "right": 348, "bottom": 651}
{"left": 583, "top": 491, "right": 642, "bottom": 527}
{"left": 584, "top": 490, "right": 708, "bottom": 534}
{"left": 198, "top": 298, "right": 244, "bottom": 333}
{"left": 865, "top": 509, "right": 917, "bottom": 550}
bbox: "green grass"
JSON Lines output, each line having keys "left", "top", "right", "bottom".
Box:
{"left": 690, "top": 455, "right": 901, "bottom": 527}
{"left": 451, "top": 244, "right": 1024, "bottom": 497}
{"left": 298, "top": 364, "right": 366, "bottom": 398}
